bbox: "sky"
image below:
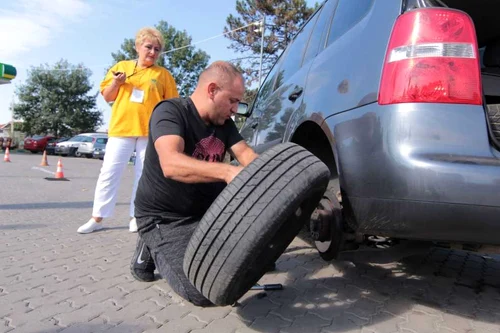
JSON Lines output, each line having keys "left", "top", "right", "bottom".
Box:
{"left": 0, "top": 0, "right": 312, "bottom": 131}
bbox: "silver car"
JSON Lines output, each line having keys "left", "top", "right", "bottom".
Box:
{"left": 56, "top": 133, "right": 107, "bottom": 157}
{"left": 92, "top": 137, "right": 108, "bottom": 160}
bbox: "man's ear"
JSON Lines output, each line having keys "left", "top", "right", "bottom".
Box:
{"left": 208, "top": 82, "right": 218, "bottom": 100}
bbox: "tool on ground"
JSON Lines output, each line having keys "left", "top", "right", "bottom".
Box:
{"left": 250, "top": 284, "right": 283, "bottom": 291}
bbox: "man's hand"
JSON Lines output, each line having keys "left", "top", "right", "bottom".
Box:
{"left": 225, "top": 165, "right": 244, "bottom": 184}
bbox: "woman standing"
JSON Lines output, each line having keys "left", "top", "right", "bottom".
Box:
{"left": 78, "top": 27, "right": 179, "bottom": 234}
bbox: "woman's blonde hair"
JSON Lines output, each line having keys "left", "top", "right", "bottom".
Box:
{"left": 135, "top": 27, "right": 165, "bottom": 50}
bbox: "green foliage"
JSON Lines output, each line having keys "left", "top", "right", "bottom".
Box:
{"left": 224, "top": 0, "right": 317, "bottom": 85}
{"left": 13, "top": 60, "right": 102, "bottom": 137}
{"left": 111, "top": 21, "right": 210, "bottom": 97}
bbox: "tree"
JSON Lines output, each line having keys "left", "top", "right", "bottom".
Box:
{"left": 13, "top": 60, "right": 102, "bottom": 137}
{"left": 111, "top": 21, "right": 210, "bottom": 97}
{"left": 224, "top": 0, "right": 317, "bottom": 85}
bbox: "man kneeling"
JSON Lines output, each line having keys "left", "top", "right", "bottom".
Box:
{"left": 131, "top": 61, "right": 258, "bottom": 306}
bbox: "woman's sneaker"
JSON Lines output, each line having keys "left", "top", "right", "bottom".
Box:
{"left": 130, "top": 237, "right": 156, "bottom": 282}
{"left": 129, "top": 217, "right": 138, "bottom": 233}
{"left": 77, "top": 218, "right": 103, "bottom": 234}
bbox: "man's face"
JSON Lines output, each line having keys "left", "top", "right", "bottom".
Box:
{"left": 210, "top": 76, "right": 245, "bottom": 126}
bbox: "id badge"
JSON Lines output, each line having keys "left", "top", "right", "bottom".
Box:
{"left": 130, "top": 88, "right": 144, "bottom": 103}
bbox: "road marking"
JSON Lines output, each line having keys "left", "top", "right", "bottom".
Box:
{"left": 31, "top": 167, "right": 55, "bottom": 176}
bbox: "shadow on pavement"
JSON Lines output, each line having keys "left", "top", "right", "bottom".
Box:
{"left": 0, "top": 201, "right": 128, "bottom": 210}
{"left": 235, "top": 241, "right": 500, "bottom": 332}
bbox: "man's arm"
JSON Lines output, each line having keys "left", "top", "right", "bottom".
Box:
{"left": 228, "top": 140, "right": 258, "bottom": 167}
{"left": 155, "top": 135, "right": 243, "bottom": 184}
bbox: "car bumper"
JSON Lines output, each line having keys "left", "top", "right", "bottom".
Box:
{"left": 93, "top": 150, "right": 105, "bottom": 158}
{"left": 326, "top": 102, "right": 500, "bottom": 244}
{"left": 55, "top": 146, "right": 71, "bottom": 154}
{"left": 24, "top": 145, "right": 40, "bottom": 151}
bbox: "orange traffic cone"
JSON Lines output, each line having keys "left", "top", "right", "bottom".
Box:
{"left": 3, "top": 147, "right": 11, "bottom": 162}
{"left": 45, "top": 158, "right": 69, "bottom": 181}
{"left": 40, "top": 150, "right": 49, "bottom": 166}
{"left": 55, "top": 158, "right": 65, "bottom": 178}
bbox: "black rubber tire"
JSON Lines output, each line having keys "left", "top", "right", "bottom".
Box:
{"left": 183, "top": 142, "right": 330, "bottom": 306}
{"left": 487, "top": 104, "right": 500, "bottom": 142}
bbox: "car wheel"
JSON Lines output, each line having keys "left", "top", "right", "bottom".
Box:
{"left": 183, "top": 142, "right": 330, "bottom": 306}
{"left": 310, "top": 185, "right": 345, "bottom": 261}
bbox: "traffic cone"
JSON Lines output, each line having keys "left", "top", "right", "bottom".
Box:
{"left": 3, "top": 147, "right": 11, "bottom": 162}
{"left": 55, "top": 158, "right": 65, "bottom": 178}
{"left": 45, "top": 158, "right": 69, "bottom": 181}
{"left": 40, "top": 150, "right": 49, "bottom": 166}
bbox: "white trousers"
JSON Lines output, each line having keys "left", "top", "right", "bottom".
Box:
{"left": 92, "top": 136, "right": 148, "bottom": 218}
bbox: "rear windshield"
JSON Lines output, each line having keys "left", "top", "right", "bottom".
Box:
{"left": 32, "top": 135, "right": 44, "bottom": 140}
{"left": 96, "top": 138, "right": 108, "bottom": 144}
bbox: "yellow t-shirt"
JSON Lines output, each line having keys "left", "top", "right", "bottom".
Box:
{"left": 100, "top": 60, "right": 179, "bottom": 137}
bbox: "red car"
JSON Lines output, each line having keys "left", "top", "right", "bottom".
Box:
{"left": 24, "top": 135, "right": 56, "bottom": 153}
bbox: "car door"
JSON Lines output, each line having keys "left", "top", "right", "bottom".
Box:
{"left": 239, "top": 56, "right": 283, "bottom": 149}
{"left": 252, "top": 5, "right": 322, "bottom": 153}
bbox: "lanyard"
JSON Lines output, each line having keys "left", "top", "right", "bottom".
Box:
{"left": 126, "top": 61, "right": 153, "bottom": 79}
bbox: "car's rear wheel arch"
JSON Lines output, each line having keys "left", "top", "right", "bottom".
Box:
{"left": 289, "top": 121, "right": 338, "bottom": 179}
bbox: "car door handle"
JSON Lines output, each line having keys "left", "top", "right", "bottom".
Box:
{"left": 251, "top": 122, "right": 259, "bottom": 129}
{"left": 288, "top": 87, "right": 303, "bottom": 102}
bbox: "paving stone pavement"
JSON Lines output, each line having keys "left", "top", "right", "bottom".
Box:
{"left": 1, "top": 153, "right": 500, "bottom": 333}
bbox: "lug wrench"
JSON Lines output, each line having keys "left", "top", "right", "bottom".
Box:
{"left": 250, "top": 284, "right": 283, "bottom": 291}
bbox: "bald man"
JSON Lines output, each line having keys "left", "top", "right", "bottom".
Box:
{"left": 131, "top": 61, "right": 258, "bottom": 306}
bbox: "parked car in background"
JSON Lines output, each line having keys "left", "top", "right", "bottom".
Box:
{"left": 55, "top": 133, "right": 107, "bottom": 157}
{"left": 91, "top": 137, "right": 108, "bottom": 160}
{"left": 23, "top": 135, "right": 56, "bottom": 154}
{"left": 46, "top": 137, "right": 68, "bottom": 155}
{"left": 77, "top": 134, "right": 108, "bottom": 158}
{"left": 237, "top": 0, "right": 500, "bottom": 260}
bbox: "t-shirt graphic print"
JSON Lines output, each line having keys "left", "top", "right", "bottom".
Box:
{"left": 192, "top": 135, "right": 225, "bottom": 162}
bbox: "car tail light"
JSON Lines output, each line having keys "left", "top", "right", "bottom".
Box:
{"left": 92, "top": 138, "right": 96, "bottom": 144}
{"left": 379, "top": 8, "right": 482, "bottom": 105}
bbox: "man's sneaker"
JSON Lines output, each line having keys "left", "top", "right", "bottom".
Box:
{"left": 129, "top": 218, "right": 138, "bottom": 233}
{"left": 130, "top": 237, "right": 155, "bottom": 282}
{"left": 77, "top": 218, "right": 103, "bottom": 234}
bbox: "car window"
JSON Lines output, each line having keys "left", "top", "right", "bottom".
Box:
{"left": 32, "top": 135, "right": 44, "bottom": 140}
{"left": 69, "top": 135, "right": 85, "bottom": 142}
{"left": 278, "top": 11, "right": 320, "bottom": 84}
{"left": 96, "top": 138, "right": 108, "bottom": 144}
{"left": 82, "top": 137, "right": 93, "bottom": 143}
{"left": 250, "top": 54, "right": 284, "bottom": 116}
{"left": 303, "top": 0, "right": 339, "bottom": 64}
{"left": 327, "top": 0, "right": 374, "bottom": 46}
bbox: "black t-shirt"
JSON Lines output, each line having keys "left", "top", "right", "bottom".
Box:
{"left": 135, "top": 97, "right": 243, "bottom": 226}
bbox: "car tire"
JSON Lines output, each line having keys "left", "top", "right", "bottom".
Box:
{"left": 183, "top": 142, "right": 330, "bottom": 306}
